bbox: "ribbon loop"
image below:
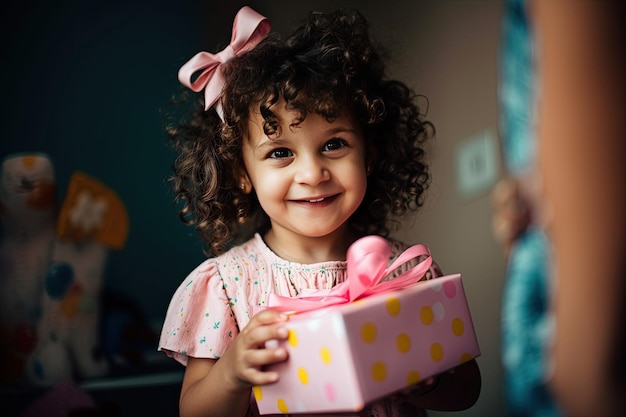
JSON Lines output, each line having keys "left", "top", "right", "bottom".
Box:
{"left": 177, "top": 6, "right": 271, "bottom": 115}
{"left": 266, "top": 235, "right": 432, "bottom": 314}
{"left": 347, "top": 235, "right": 391, "bottom": 300}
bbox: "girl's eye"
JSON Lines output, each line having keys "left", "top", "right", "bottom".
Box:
{"left": 323, "top": 138, "right": 347, "bottom": 152}
{"left": 268, "top": 148, "right": 293, "bottom": 159}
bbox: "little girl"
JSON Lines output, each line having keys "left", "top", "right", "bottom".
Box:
{"left": 159, "top": 6, "right": 480, "bottom": 417}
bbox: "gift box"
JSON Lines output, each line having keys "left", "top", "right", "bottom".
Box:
{"left": 253, "top": 271, "right": 480, "bottom": 415}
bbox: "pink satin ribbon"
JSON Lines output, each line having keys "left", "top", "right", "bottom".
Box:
{"left": 178, "top": 6, "right": 271, "bottom": 119}
{"left": 266, "top": 235, "right": 433, "bottom": 314}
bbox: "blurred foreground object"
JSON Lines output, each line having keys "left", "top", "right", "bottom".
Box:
{"left": 531, "top": 1, "right": 626, "bottom": 416}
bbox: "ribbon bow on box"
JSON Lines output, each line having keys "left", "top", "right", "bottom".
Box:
{"left": 267, "top": 235, "right": 433, "bottom": 314}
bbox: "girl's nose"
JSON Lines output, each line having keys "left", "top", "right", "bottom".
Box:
{"left": 293, "top": 156, "right": 330, "bottom": 186}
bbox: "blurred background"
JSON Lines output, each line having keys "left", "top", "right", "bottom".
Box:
{"left": 1, "top": 1, "right": 508, "bottom": 416}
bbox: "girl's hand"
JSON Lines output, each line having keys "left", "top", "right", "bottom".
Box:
{"left": 223, "top": 309, "right": 290, "bottom": 387}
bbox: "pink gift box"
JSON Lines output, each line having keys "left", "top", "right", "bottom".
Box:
{"left": 253, "top": 273, "right": 481, "bottom": 415}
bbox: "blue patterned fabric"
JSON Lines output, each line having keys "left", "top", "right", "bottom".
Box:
{"left": 498, "top": 1, "right": 562, "bottom": 415}
{"left": 500, "top": 229, "right": 561, "bottom": 417}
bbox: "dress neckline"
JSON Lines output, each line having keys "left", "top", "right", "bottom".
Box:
{"left": 252, "top": 233, "right": 348, "bottom": 269}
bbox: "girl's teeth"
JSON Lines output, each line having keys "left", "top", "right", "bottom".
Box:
{"left": 309, "top": 198, "right": 324, "bottom": 202}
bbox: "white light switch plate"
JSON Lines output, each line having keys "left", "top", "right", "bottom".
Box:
{"left": 455, "top": 129, "right": 499, "bottom": 199}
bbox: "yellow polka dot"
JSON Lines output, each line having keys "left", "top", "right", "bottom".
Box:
{"left": 420, "top": 306, "right": 433, "bottom": 325}
{"left": 372, "top": 361, "right": 387, "bottom": 382}
{"left": 320, "top": 347, "right": 332, "bottom": 364}
{"left": 430, "top": 343, "right": 444, "bottom": 362}
{"left": 451, "top": 317, "right": 464, "bottom": 336}
{"left": 361, "top": 322, "right": 377, "bottom": 343}
{"left": 406, "top": 370, "right": 421, "bottom": 386}
{"left": 396, "top": 333, "right": 411, "bottom": 353}
{"left": 288, "top": 329, "right": 298, "bottom": 347}
{"left": 252, "top": 385, "right": 263, "bottom": 401}
{"left": 386, "top": 297, "right": 401, "bottom": 316}
{"left": 297, "top": 367, "right": 309, "bottom": 385}
{"left": 277, "top": 398, "right": 289, "bottom": 413}
{"left": 460, "top": 352, "right": 473, "bottom": 364}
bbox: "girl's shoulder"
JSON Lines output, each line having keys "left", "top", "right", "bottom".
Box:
{"left": 208, "top": 233, "right": 273, "bottom": 268}
{"left": 386, "top": 236, "right": 443, "bottom": 280}
{"left": 168, "top": 235, "right": 269, "bottom": 292}
{"left": 386, "top": 237, "right": 411, "bottom": 257}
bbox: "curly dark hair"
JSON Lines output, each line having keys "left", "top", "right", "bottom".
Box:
{"left": 165, "top": 9, "right": 434, "bottom": 256}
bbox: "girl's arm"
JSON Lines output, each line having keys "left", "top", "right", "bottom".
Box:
{"left": 178, "top": 310, "right": 290, "bottom": 417}
{"left": 180, "top": 357, "right": 250, "bottom": 417}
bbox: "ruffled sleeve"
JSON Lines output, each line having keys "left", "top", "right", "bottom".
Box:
{"left": 158, "top": 259, "right": 239, "bottom": 366}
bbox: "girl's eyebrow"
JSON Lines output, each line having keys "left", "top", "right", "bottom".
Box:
{"left": 253, "top": 125, "right": 359, "bottom": 152}
{"left": 326, "top": 126, "right": 359, "bottom": 136}
{"left": 253, "top": 138, "right": 290, "bottom": 153}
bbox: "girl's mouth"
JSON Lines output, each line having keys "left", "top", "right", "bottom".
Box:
{"left": 293, "top": 194, "right": 339, "bottom": 205}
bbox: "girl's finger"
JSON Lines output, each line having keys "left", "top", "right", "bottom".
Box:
{"left": 240, "top": 319, "right": 289, "bottom": 348}
{"left": 251, "top": 309, "right": 289, "bottom": 325}
{"left": 244, "top": 344, "right": 289, "bottom": 368}
{"left": 242, "top": 367, "right": 282, "bottom": 386}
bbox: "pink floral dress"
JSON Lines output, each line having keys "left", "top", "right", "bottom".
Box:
{"left": 159, "top": 233, "right": 439, "bottom": 417}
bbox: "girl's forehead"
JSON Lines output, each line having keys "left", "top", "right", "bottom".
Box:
{"left": 244, "top": 106, "right": 362, "bottom": 146}
{"left": 247, "top": 96, "right": 357, "bottom": 125}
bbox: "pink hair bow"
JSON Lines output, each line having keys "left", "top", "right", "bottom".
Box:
{"left": 178, "top": 6, "right": 271, "bottom": 120}
{"left": 266, "top": 235, "right": 433, "bottom": 314}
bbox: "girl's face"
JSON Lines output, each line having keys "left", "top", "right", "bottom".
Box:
{"left": 242, "top": 103, "right": 368, "bottom": 245}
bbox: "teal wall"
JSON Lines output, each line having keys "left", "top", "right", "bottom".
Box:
{"left": 0, "top": 1, "right": 257, "bottom": 322}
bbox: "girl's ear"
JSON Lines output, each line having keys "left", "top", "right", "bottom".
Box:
{"left": 366, "top": 147, "right": 378, "bottom": 175}
{"left": 238, "top": 172, "right": 252, "bottom": 194}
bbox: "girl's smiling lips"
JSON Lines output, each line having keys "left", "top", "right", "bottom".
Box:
{"left": 290, "top": 194, "right": 340, "bottom": 204}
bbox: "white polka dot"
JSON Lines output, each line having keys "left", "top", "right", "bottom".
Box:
{"left": 432, "top": 302, "right": 445, "bottom": 321}
{"left": 292, "top": 400, "right": 308, "bottom": 411}
{"left": 305, "top": 316, "right": 324, "bottom": 332}
{"left": 331, "top": 314, "right": 346, "bottom": 337}
{"left": 430, "top": 280, "right": 443, "bottom": 292}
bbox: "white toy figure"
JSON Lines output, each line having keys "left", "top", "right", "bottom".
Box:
{"left": 0, "top": 153, "right": 57, "bottom": 384}
{"left": 28, "top": 171, "right": 129, "bottom": 385}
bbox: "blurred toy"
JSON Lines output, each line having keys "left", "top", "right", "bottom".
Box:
{"left": 0, "top": 153, "right": 57, "bottom": 384}
{"left": 21, "top": 378, "right": 98, "bottom": 417}
{"left": 0, "top": 151, "right": 130, "bottom": 386}
{"left": 28, "top": 171, "right": 129, "bottom": 386}
{"left": 100, "top": 289, "right": 160, "bottom": 367}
